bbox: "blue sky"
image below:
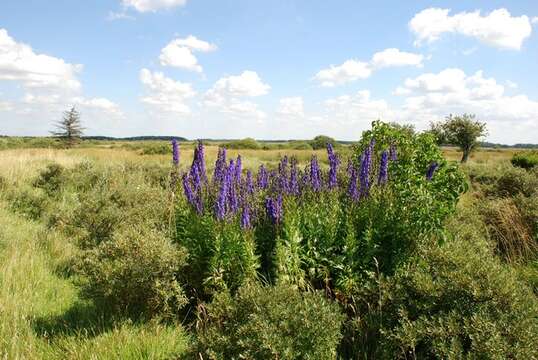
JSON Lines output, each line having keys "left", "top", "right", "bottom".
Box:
{"left": 1, "top": 1, "right": 538, "bottom": 143}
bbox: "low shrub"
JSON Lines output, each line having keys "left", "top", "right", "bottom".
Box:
{"left": 488, "top": 166, "right": 538, "bottom": 198}
{"left": 511, "top": 151, "right": 538, "bottom": 169}
{"left": 8, "top": 187, "right": 49, "bottom": 220}
{"left": 33, "top": 163, "right": 65, "bottom": 196}
{"left": 140, "top": 143, "right": 170, "bottom": 155}
{"left": 196, "top": 283, "right": 345, "bottom": 360}
{"left": 342, "top": 239, "right": 538, "bottom": 359}
{"left": 74, "top": 226, "right": 188, "bottom": 318}
{"left": 310, "top": 135, "right": 337, "bottom": 150}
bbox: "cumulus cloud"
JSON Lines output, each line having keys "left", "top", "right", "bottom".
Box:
{"left": 394, "top": 68, "right": 538, "bottom": 142}
{"left": 370, "top": 48, "right": 424, "bottom": 69}
{"left": 277, "top": 97, "right": 304, "bottom": 118}
{"left": 139, "top": 68, "right": 195, "bottom": 114}
{"left": 409, "top": 8, "right": 533, "bottom": 50}
{"left": 203, "top": 71, "right": 269, "bottom": 120}
{"left": 314, "top": 48, "right": 423, "bottom": 87}
{"left": 0, "top": 28, "right": 82, "bottom": 91}
{"left": 533, "top": 17, "right": 538, "bottom": 24}
{"left": 0, "top": 28, "right": 123, "bottom": 132}
{"left": 159, "top": 35, "right": 217, "bottom": 72}
{"left": 122, "top": 0, "right": 187, "bottom": 13}
{"left": 324, "top": 90, "right": 394, "bottom": 123}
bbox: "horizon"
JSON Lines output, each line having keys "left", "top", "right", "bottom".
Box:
{"left": 1, "top": 1, "right": 538, "bottom": 145}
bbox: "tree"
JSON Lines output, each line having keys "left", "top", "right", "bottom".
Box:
{"left": 431, "top": 114, "right": 487, "bottom": 163}
{"left": 310, "top": 135, "right": 337, "bottom": 150}
{"left": 51, "top": 106, "right": 84, "bottom": 147}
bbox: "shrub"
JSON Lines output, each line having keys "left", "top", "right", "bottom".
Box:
{"left": 310, "top": 135, "right": 337, "bottom": 150}
{"left": 342, "top": 239, "right": 538, "bottom": 359}
{"left": 511, "top": 151, "right": 538, "bottom": 169}
{"left": 489, "top": 166, "right": 538, "bottom": 198}
{"left": 8, "top": 187, "right": 49, "bottom": 220}
{"left": 75, "top": 226, "right": 188, "bottom": 318}
{"left": 222, "top": 138, "right": 261, "bottom": 150}
{"left": 288, "top": 140, "right": 312, "bottom": 150}
{"left": 33, "top": 163, "right": 65, "bottom": 196}
{"left": 196, "top": 283, "right": 345, "bottom": 360}
{"left": 140, "top": 143, "right": 170, "bottom": 155}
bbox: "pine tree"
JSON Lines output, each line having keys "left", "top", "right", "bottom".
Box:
{"left": 51, "top": 106, "right": 84, "bottom": 147}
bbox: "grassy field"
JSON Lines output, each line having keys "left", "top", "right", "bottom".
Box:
{"left": 0, "top": 140, "right": 537, "bottom": 359}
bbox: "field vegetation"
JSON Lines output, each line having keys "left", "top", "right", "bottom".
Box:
{"left": 0, "top": 122, "right": 537, "bottom": 359}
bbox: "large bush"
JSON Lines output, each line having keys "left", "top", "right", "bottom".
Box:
{"left": 511, "top": 151, "right": 538, "bottom": 169}
{"left": 75, "top": 226, "right": 188, "bottom": 318}
{"left": 196, "top": 283, "right": 345, "bottom": 359}
{"left": 377, "top": 239, "right": 538, "bottom": 359}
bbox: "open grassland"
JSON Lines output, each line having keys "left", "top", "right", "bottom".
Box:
{"left": 0, "top": 138, "right": 537, "bottom": 359}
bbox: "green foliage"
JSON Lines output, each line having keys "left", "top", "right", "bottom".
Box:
{"left": 33, "top": 163, "right": 65, "bottom": 196}
{"left": 374, "top": 239, "right": 538, "bottom": 359}
{"left": 310, "top": 135, "right": 337, "bottom": 150}
{"left": 140, "top": 143, "right": 171, "bottom": 155}
{"left": 431, "top": 114, "right": 488, "bottom": 162}
{"left": 512, "top": 151, "right": 538, "bottom": 169}
{"left": 196, "top": 283, "right": 345, "bottom": 360}
{"left": 75, "top": 226, "right": 188, "bottom": 318}
{"left": 8, "top": 187, "right": 49, "bottom": 220}
{"left": 222, "top": 138, "right": 261, "bottom": 149}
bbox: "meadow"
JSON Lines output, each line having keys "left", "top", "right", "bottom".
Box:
{"left": 0, "top": 125, "right": 537, "bottom": 359}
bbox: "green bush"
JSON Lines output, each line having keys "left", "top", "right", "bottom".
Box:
{"left": 8, "top": 187, "right": 49, "bottom": 220}
{"left": 33, "top": 163, "right": 65, "bottom": 196}
{"left": 222, "top": 138, "right": 261, "bottom": 150}
{"left": 310, "top": 135, "right": 337, "bottom": 150}
{"left": 488, "top": 166, "right": 538, "bottom": 198}
{"left": 196, "top": 283, "right": 345, "bottom": 360}
{"left": 511, "top": 151, "right": 538, "bottom": 169}
{"left": 75, "top": 226, "right": 188, "bottom": 318}
{"left": 288, "top": 140, "right": 312, "bottom": 150}
{"left": 140, "top": 143, "right": 170, "bottom": 155}
{"left": 364, "top": 240, "right": 538, "bottom": 359}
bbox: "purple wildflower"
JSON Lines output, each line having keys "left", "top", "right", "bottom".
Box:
{"left": 257, "top": 165, "right": 269, "bottom": 189}
{"left": 277, "top": 156, "right": 289, "bottom": 193}
{"left": 289, "top": 157, "right": 299, "bottom": 195}
{"left": 215, "top": 173, "right": 228, "bottom": 220}
{"left": 359, "top": 140, "right": 374, "bottom": 198}
{"left": 389, "top": 143, "right": 397, "bottom": 161}
{"left": 310, "top": 156, "right": 322, "bottom": 191}
{"left": 213, "top": 147, "right": 227, "bottom": 185}
{"left": 378, "top": 150, "right": 389, "bottom": 185}
{"left": 240, "top": 203, "right": 251, "bottom": 229}
{"left": 227, "top": 160, "right": 239, "bottom": 214}
{"left": 245, "top": 170, "right": 254, "bottom": 195}
{"left": 171, "top": 139, "right": 180, "bottom": 167}
{"left": 426, "top": 162, "right": 439, "bottom": 181}
{"left": 235, "top": 155, "right": 242, "bottom": 182}
{"left": 265, "top": 195, "right": 283, "bottom": 224}
{"left": 348, "top": 165, "right": 359, "bottom": 201}
{"left": 327, "top": 143, "right": 339, "bottom": 189}
{"left": 182, "top": 174, "right": 195, "bottom": 205}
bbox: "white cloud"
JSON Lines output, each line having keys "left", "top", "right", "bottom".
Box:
{"left": 0, "top": 28, "right": 123, "bottom": 132}
{"left": 370, "top": 48, "right": 424, "bottom": 69}
{"left": 277, "top": 97, "right": 304, "bottom": 118}
{"left": 0, "top": 28, "right": 82, "bottom": 91}
{"left": 409, "top": 8, "right": 532, "bottom": 50}
{"left": 324, "top": 90, "right": 394, "bottom": 123}
{"left": 394, "top": 68, "right": 538, "bottom": 141}
{"left": 314, "top": 48, "right": 423, "bottom": 87}
{"left": 159, "top": 36, "right": 217, "bottom": 72}
{"left": 139, "top": 68, "right": 195, "bottom": 114}
{"left": 314, "top": 60, "right": 371, "bottom": 87}
{"left": 506, "top": 80, "right": 518, "bottom": 89}
{"left": 122, "top": 0, "right": 187, "bottom": 13}
{"left": 533, "top": 17, "right": 538, "bottom": 24}
{"left": 203, "top": 71, "right": 269, "bottom": 120}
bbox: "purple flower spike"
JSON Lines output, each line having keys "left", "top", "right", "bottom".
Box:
{"left": 389, "top": 143, "right": 397, "bottom": 161}
{"left": 310, "top": 156, "right": 322, "bottom": 191}
{"left": 213, "top": 147, "right": 227, "bottom": 185}
{"left": 359, "top": 141, "right": 373, "bottom": 198}
{"left": 235, "top": 155, "right": 242, "bottom": 182}
{"left": 277, "top": 156, "right": 289, "bottom": 193}
{"left": 257, "top": 165, "right": 269, "bottom": 189}
{"left": 426, "top": 162, "right": 439, "bottom": 181}
{"left": 327, "top": 143, "right": 339, "bottom": 189}
{"left": 265, "top": 195, "right": 283, "bottom": 224}
{"left": 240, "top": 203, "right": 251, "bottom": 229}
{"left": 348, "top": 165, "right": 359, "bottom": 201}
{"left": 172, "top": 139, "right": 180, "bottom": 167}
{"left": 182, "top": 174, "right": 195, "bottom": 205}
{"left": 289, "top": 157, "right": 299, "bottom": 195}
{"left": 245, "top": 170, "right": 254, "bottom": 195}
{"left": 378, "top": 150, "right": 389, "bottom": 185}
